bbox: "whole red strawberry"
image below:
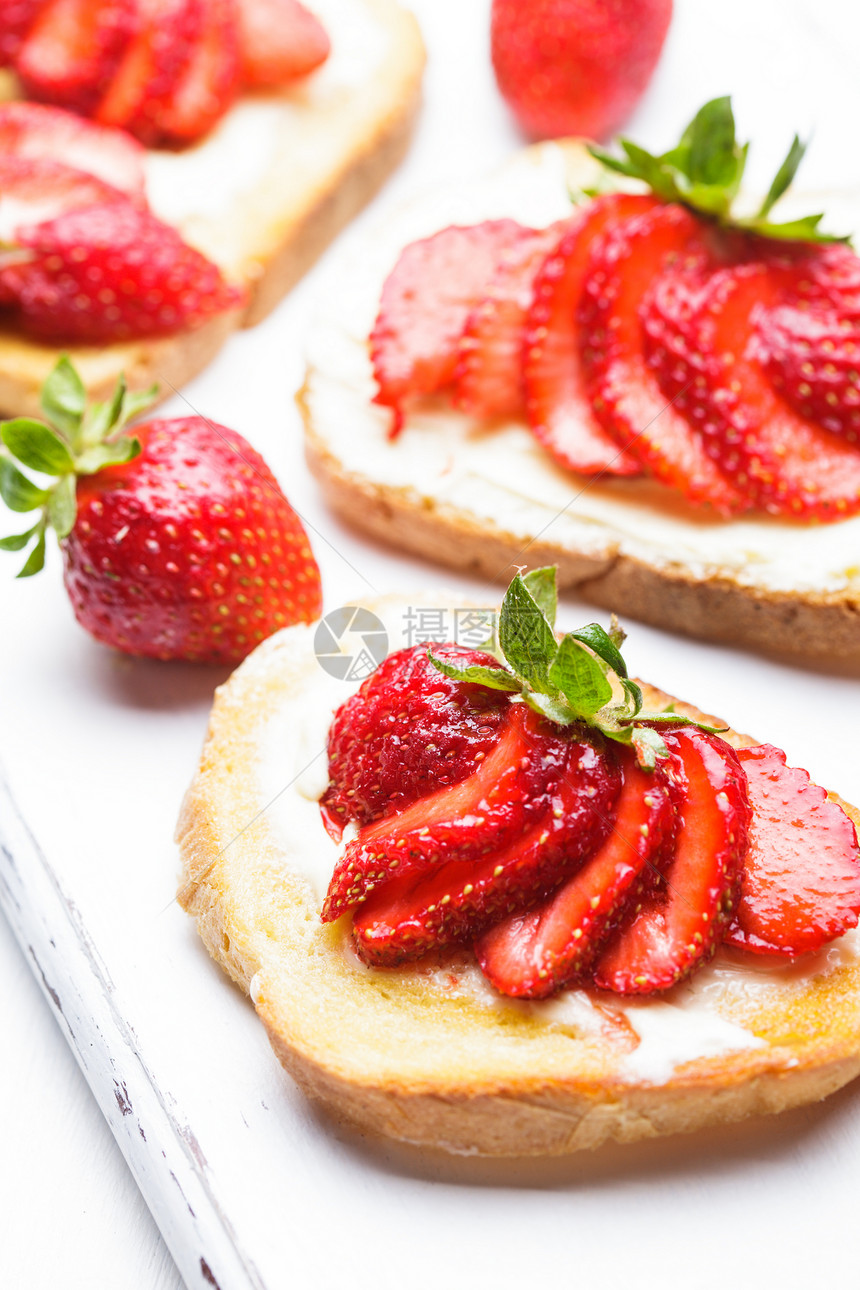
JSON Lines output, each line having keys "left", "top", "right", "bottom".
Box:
{"left": 0, "top": 359, "right": 322, "bottom": 663}
{"left": 491, "top": 0, "right": 673, "bottom": 141}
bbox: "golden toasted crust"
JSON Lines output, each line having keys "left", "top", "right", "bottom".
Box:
{"left": 299, "top": 139, "right": 860, "bottom": 669}
{"left": 176, "top": 601, "right": 860, "bottom": 1157}
{"left": 0, "top": 0, "right": 425, "bottom": 417}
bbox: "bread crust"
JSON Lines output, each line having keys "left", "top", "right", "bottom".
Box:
{"left": 0, "top": 0, "right": 425, "bottom": 416}
{"left": 304, "top": 422, "right": 860, "bottom": 668}
{"left": 176, "top": 602, "right": 860, "bottom": 1157}
{"left": 299, "top": 140, "right": 860, "bottom": 669}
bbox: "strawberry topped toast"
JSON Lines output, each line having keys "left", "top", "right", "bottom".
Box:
{"left": 0, "top": 0, "right": 424, "bottom": 414}
{"left": 178, "top": 568, "right": 860, "bottom": 1156}
{"left": 301, "top": 99, "right": 860, "bottom": 665}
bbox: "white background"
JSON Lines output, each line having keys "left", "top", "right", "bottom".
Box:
{"left": 3, "top": 0, "right": 860, "bottom": 1287}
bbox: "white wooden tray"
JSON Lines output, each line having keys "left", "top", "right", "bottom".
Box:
{"left": 2, "top": 2, "right": 860, "bottom": 1286}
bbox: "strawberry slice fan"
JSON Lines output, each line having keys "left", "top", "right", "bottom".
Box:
{"left": 320, "top": 568, "right": 860, "bottom": 999}
{"left": 2, "top": 0, "right": 330, "bottom": 146}
{"left": 370, "top": 95, "right": 860, "bottom": 521}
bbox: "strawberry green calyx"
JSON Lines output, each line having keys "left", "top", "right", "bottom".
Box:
{"left": 588, "top": 96, "right": 850, "bottom": 246}
{"left": 429, "top": 567, "right": 723, "bottom": 770}
{"left": 0, "top": 357, "right": 157, "bottom": 576}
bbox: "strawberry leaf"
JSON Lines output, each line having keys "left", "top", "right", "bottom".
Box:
{"left": 568, "top": 621, "right": 628, "bottom": 678}
{"left": 548, "top": 635, "right": 613, "bottom": 718}
{"left": 426, "top": 649, "right": 522, "bottom": 692}
{"left": 0, "top": 457, "right": 48, "bottom": 512}
{"left": 1, "top": 417, "right": 75, "bottom": 475}
{"left": 630, "top": 725, "right": 669, "bottom": 771}
{"left": 76, "top": 436, "right": 141, "bottom": 475}
{"left": 16, "top": 525, "right": 46, "bottom": 578}
{"left": 498, "top": 572, "right": 558, "bottom": 692}
{"left": 522, "top": 565, "right": 557, "bottom": 627}
{"left": 41, "top": 355, "right": 86, "bottom": 449}
{"left": 0, "top": 523, "right": 39, "bottom": 551}
{"left": 48, "top": 473, "right": 77, "bottom": 540}
{"left": 589, "top": 95, "right": 850, "bottom": 247}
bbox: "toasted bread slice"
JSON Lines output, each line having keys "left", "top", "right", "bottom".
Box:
{"left": 176, "top": 595, "right": 860, "bottom": 1157}
{"left": 0, "top": 0, "right": 425, "bottom": 417}
{"left": 299, "top": 142, "right": 860, "bottom": 667}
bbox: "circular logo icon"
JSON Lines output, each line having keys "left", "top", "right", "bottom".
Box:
{"left": 314, "top": 606, "right": 389, "bottom": 682}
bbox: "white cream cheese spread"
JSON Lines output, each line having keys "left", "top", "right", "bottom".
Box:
{"left": 304, "top": 143, "right": 860, "bottom": 599}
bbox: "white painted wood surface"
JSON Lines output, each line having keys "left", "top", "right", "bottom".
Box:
{"left": 2, "top": 1, "right": 860, "bottom": 1286}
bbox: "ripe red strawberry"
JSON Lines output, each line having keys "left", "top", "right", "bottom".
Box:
{"left": 594, "top": 728, "right": 750, "bottom": 994}
{"left": 237, "top": 0, "right": 330, "bottom": 86}
{"left": 2, "top": 199, "right": 243, "bottom": 342}
{"left": 524, "top": 192, "right": 656, "bottom": 477}
{"left": 0, "top": 0, "right": 49, "bottom": 66}
{"left": 0, "top": 361, "right": 322, "bottom": 664}
{"left": 351, "top": 730, "right": 621, "bottom": 966}
{"left": 453, "top": 222, "right": 569, "bottom": 421}
{"left": 96, "top": 0, "right": 207, "bottom": 144}
{"left": 322, "top": 643, "right": 509, "bottom": 832}
{"left": 581, "top": 203, "right": 750, "bottom": 513}
{"left": 476, "top": 744, "right": 677, "bottom": 998}
{"left": 664, "top": 262, "right": 860, "bottom": 518}
{"left": 491, "top": 0, "right": 673, "bottom": 141}
{"left": 322, "top": 703, "right": 595, "bottom": 922}
{"left": 724, "top": 744, "right": 860, "bottom": 956}
{"left": 370, "top": 220, "right": 535, "bottom": 434}
{"left": 153, "top": 0, "right": 241, "bottom": 146}
{"left": 0, "top": 102, "right": 146, "bottom": 196}
{"left": 16, "top": 0, "right": 135, "bottom": 115}
{"left": 758, "top": 305, "right": 860, "bottom": 445}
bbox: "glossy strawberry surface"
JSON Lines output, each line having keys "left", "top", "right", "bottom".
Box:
{"left": 323, "top": 703, "right": 594, "bottom": 922}
{"left": 4, "top": 199, "right": 242, "bottom": 341}
{"left": 477, "top": 744, "right": 676, "bottom": 997}
{"left": 490, "top": 0, "right": 672, "bottom": 141}
{"left": 724, "top": 744, "right": 860, "bottom": 955}
{"left": 594, "top": 728, "right": 750, "bottom": 994}
{"left": 322, "top": 642, "right": 509, "bottom": 832}
{"left": 63, "top": 417, "right": 322, "bottom": 664}
{"left": 351, "top": 728, "right": 621, "bottom": 966}
{"left": 524, "top": 192, "right": 655, "bottom": 476}
{"left": 371, "top": 220, "right": 534, "bottom": 433}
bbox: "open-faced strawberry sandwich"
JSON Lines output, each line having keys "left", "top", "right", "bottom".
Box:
{"left": 301, "top": 98, "right": 860, "bottom": 666}
{"left": 178, "top": 567, "right": 860, "bottom": 1156}
{"left": 0, "top": 0, "right": 425, "bottom": 414}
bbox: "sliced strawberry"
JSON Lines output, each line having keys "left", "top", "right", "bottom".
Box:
{"left": 594, "top": 728, "right": 750, "bottom": 995}
{"left": 322, "top": 703, "right": 585, "bottom": 922}
{"left": 4, "top": 199, "right": 243, "bottom": 341}
{"left": 0, "top": 0, "right": 49, "bottom": 66}
{"left": 581, "top": 203, "right": 750, "bottom": 513}
{"left": 96, "top": 0, "right": 210, "bottom": 146}
{"left": 152, "top": 0, "right": 241, "bottom": 145}
{"left": 453, "top": 222, "right": 569, "bottom": 420}
{"left": 352, "top": 735, "right": 622, "bottom": 966}
{"left": 523, "top": 192, "right": 657, "bottom": 477}
{"left": 724, "top": 744, "right": 860, "bottom": 956}
{"left": 236, "top": 0, "right": 329, "bottom": 86}
{"left": 0, "top": 156, "right": 125, "bottom": 246}
{"left": 676, "top": 263, "right": 860, "bottom": 519}
{"left": 476, "top": 745, "right": 677, "bottom": 998}
{"left": 322, "top": 643, "right": 509, "bottom": 831}
{"left": 16, "top": 0, "right": 135, "bottom": 115}
{"left": 370, "top": 220, "right": 534, "bottom": 435}
{"left": 0, "top": 103, "right": 145, "bottom": 196}
{"left": 758, "top": 305, "right": 860, "bottom": 445}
